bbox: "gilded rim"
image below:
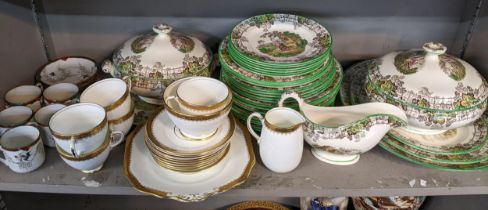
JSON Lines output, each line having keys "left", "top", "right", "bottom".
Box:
{"left": 50, "top": 104, "right": 108, "bottom": 140}
{"left": 145, "top": 136, "right": 230, "bottom": 159}
{"left": 176, "top": 85, "right": 232, "bottom": 111}
{"left": 105, "top": 86, "right": 130, "bottom": 111}
{"left": 145, "top": 108, "right": 236, "bottom": 155}
{"left": 0, "top": 107, "right": 33, "bottom": 128}
{"left": 56, "top": 133, "right": 110, "bottom": 161}
{"left": 174, "top": 126, "right": 218, "bottom": 141}
{"left": 264, "top": 119, "right": 302, "bottom": 133}
{"left": 5, "top": 94, "right": 42, "bottom": 107}
{"left": 227, "top": 200, "right": 289, "bottom": 210}
{"left": 152, "top": 145, "right": 230, "bottom": 173}
{"left": 123, "top": 122, "right": 256, "bottom": 201}
{"left": 146, "top": 140, "right": 230, "bottom": 161}
{"left": 164, "top": 96, "right": 232, "bottom": 121}
{"left": 108, "top": 102, "right": 135, "bottom": 125}
{"left": 0, "top": 129, "right": 41, "bottom": 152}
{"left": 44, "top": 93, "right": 77, "bottom": 104}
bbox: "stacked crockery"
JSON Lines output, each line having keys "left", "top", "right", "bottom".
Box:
{"left": 341, "top": 42, "right": 488, "bottom": 171}
{"left": 145, "top": 77, "right": 234, "bottom": 172}
{"left": 219, "top": 14, "right": 342, "bottom": 130}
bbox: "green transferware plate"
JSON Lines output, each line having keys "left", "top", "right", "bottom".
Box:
{"left": 230, "top": 14, "right": 332, "bottom": 65}
{"left": 378, "top": 140, "right": 488, "bottom": 172}
{"left": 340, "top": 60, "right": 373, "bottom": 106}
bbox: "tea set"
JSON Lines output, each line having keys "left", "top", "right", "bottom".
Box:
{"left": 0, "top": 13, "right": 486, "bottom": 204}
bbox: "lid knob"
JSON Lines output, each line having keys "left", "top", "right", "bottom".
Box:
{"left": 153, "top": 24, "right": 172, "bottom": 34}
{"left": 422, "top": 42, "right": 447, "bottom": 55}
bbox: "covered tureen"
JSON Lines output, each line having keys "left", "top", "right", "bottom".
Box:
{"left": 102, "top": 24, "right": 212, "bottom": 104}
{"left": 366, "top": 42, "right": 488, "bottom": 132}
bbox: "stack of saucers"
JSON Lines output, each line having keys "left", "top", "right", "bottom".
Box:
{"left": 144, "top": 77, "right": 234, "bottom": 172}
{"left": 341, "top": 43, "right": 488, "bottom": 171}
{"left": 219, "top": 14, "right": 342, "bottom": 130}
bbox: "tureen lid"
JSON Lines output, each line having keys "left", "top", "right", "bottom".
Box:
{"left": 111, "top": 24, "right": 211, "bottom": 76}
{"left": 369, "top": 42, "right": 488, "bottom": 110}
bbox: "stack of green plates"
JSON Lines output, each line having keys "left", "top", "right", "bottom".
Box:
{"left": 219, "top": 14, "right": 342, "bottom": 130}
{"left": 341, "top": 60, "right": 488, "bottom": 171}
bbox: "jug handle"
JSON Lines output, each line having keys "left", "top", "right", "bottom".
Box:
{"left": 246, "top": 112, "right": 264, "bottom": 144}
{"left": 278, "top": 91, "right": 304, "bottom": 109}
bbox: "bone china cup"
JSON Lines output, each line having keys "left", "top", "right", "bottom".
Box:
{"left": 108, "top": 103, "right": 135, "bottom": 136}
{"left": 0, "top": 106, "right": 33, "bottom": 136}
{"left": 168, "top": 77, "right": 231, "bottom": 115}
{"left": 247, "top": 107, "right": 305, "bottom": 173}
{"left": 33, "top": 104, "right": 66, "bottom": 147}
{"left": 43, "top": 83, "right": 79, "bottom": 105}
{"left": 0, "top": 126, "right": 45, "bottom": 173}
{"left": 5, "top": 84, "right": 43, "bottom": 112}
{"left": 49, "top": 103, "right": 122, "bottom": 157}
{"left": 80, "top": 78, "right": 131, "bottom": 120}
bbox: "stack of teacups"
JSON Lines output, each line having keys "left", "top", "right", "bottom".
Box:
{"left": 144, "top": 77, "right": 234, "bottom": 172}
{"left": 49, "top": 103, "right": 124, "bottom": 173}
{"left": 80, "top": 78, "right": 134, "bottom": 136}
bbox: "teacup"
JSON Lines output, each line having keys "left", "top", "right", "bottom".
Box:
{"left": 56, "top": 133, "right": 121, "bottom": 173}
{"left": 0, "top": 126, "right": 45, "bottom": 173}
{"left": 49, "top": 103, "right": 124, "bottom": 157}
{"left": 247, "top": 107, "right": 305, "bottom": 173}
{"left": 43, "top": 83, "right": 79, "bottom": 105}
{"left": 80, "top": 78, "right": 132, "bottom": 120}
{"left": 0, "top": 106, "right": 33, "bottom": 136}
{"left": 4, "top": 84, "right": 43, "bottom": 112}
{"left": 32, "top": 104, "right": 66, "bottom": 147}
{"left": 108, "top": 103, "right": 135, "bottom": 136}
{"left": 167, "top": 77, "right": 231, "bottom": 115}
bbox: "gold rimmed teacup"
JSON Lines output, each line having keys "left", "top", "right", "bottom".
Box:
{"left": 108, "top": 101, "right": 135, "bottom": 136}
{"left": 80, "top": 78, "right": 132, "bottom": 120}
{"left": 4, "top": 84, "right": 43, "bottom": 112}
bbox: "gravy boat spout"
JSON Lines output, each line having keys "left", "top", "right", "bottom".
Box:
{"left": 278, "top": 91, "right": 407, "bottom": 165}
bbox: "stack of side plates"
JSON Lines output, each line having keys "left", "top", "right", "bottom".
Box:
{"left": 219, "top": 14, "right": 342, "bottom": 129}
{"left": 341, "top": 60, "right": 488, "bottom": 171}
{"left": 144, "top": 109, "right": 235, "bottom": 173}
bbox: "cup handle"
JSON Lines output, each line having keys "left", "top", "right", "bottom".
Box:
{"left": 166, "top": 95, "right": 180, "bottom": 106}
{"left": 69, "top": 137, "right": 79, "bottom": 158}
{"left": 246, "top": 112, "right": 264, "bottom": 144}
{"left": 109, "top": 131, "right": 125, "bottom": 148}
{"left": 35, "top": 82, "right": 44, "bottom": 92}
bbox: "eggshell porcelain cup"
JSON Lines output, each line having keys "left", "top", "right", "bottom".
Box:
{"left": 80, "top": 78, "right": 132, "bottom": 120}
{"left": 0, "top": 106, "right": 33, "bottom": 136}
{"left": 0, "top": 126, "right": 45, "bottom": 173}
{"left": 32, "top": 104, "right": 66, "bottom": 147}
{"left": 4, "top": 84, "right": 43, "bottom": 112}
{"left": 43, "top": 83, "right": 79, "bottom": 105}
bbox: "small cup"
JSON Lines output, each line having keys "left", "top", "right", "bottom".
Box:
{"left": 167, "top": 77, "right": 231, "bottom": 115}
{"left": 4, "top": 84, "right": 43, "bottom": 112}
{"left": 247, "top": 107, "right": 305, "bottom": 173}
{"left": 0, "top": 106, "right": 33, "bottom": 136}
{"left": 0, "top": 126, "right": 45, "bottom": 173}
{"left": 80, "top": 78, "right": 131, "bottom": 120}
{"left": 49, "top": 103, "right": 124, "bottom": 157}
{"left": 32, "top": 104, "right": 66, "bottom": 147}
{"left": 43, "top": 83, "right": 79, "bottom": 105}
{"left": 56, "top": 133, "right": 121, "bottom": 173}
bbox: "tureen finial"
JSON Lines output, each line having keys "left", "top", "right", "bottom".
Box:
{"left": 153, "top": 23, "right": 172, "bottom": 34}
{"left": 422, "top": 42, "right": 447, "bottom": 55}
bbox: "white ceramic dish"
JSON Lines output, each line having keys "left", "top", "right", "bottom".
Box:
{"left": 36, "top": 57, "right": 98, "bottom": 89}
{"left": 43, "top": 83, "right": 79, "bottom": 105}
{"left": 80, "top": 78, "right": 132, "bottom": 120}
{"left": 124, "top": 123, "right": 255, "bottom": 202}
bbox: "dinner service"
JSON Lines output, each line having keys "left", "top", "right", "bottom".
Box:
{"left": 42, "top": 83, "right": 79, "bottom": 105}
{"left": 32, "top": 104, "right": 66, "bottom": 147}
{"left": 352, "top": 196, "right": 425, "bottom": 210}
{"left": 124, "top": 122, "right": 255, "bottom": 202}
{"left": 0, "top": 125, "right": 45, "bottom": 173}
{"left": 247, "top": 107, "right": 305, "bottom": 173}
{"left": 4, "top": 84, "right": 43, "bottom": 112}
{"left": 80, "top": 78, "right": 132, "bottom": 120}
{"left": 0, "top": 106, "right": 33, "bottom": 136}
{"left": 102, "top": 23, "right": 212, "bottom": 104}
{"left": 366, "top": 42, "right": 488, "bottom": 133}
{"left": 36, "top": 56, "right": 98, "bottom": 89}
{"left": 279, "top": 92, "right": 407, "bottom": 165}
{"left": 49, "top": 103, "right": 124, "bottom": 157}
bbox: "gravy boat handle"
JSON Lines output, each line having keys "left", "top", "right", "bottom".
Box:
{"left": 278, "top": 92, "right": 304, "bottom": 109}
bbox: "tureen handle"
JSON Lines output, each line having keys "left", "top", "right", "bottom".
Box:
{"left": 102, "top": 59, "right": 115, "bottom": 75}
{"left": 278, "top": 91, "right": 304, "bottom": 110}
{"left": 422, "top": 42, "right": 447, "bottom": 56}
{"left": 153, "top": 24, "right": 172, "bottom": 36}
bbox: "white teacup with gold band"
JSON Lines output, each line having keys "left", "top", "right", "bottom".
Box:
{"left": 80, "top": 78, "right": 132, "bottom": 120}
{"left": 0, "top": 126, "right": 45, "bottom": 173}
{"left": 32, "top": 104, "right": 66, "bottom": 147}
{"left": 43, "top": 83, "right": 79, "bottom": 105}
{"left": 108, "top": 102, "right": 135, "bottom": 136}
{"left": 163, "top": 77, "right": 232, "bottom": 140}
{"left": 166, "top": 77, "right": 232, "bottom": 115}
{"left": 247, "top": 107, "right": 305, "bottom": 173}
{"left": 4, "top": 84, "right": 43, "bottom": 112}
{"left": 0, "top": 106, "right": 33, "bottom": 136}
{"left": 49, "top": 103, "right": 124, "bottom": 158}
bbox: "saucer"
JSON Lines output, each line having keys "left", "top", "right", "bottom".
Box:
{"left": 124, "top": 122, "right": 255, "bottom": 202}
{"left": 146, "top": 109, "right": 234, "bottom": 154}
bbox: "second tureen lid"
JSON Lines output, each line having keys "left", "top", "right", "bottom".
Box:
{"left": 368, "top": 42, "right": 488, "bottom": 110}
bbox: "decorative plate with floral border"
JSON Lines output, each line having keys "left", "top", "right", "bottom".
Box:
{"left": 230, "top": 14, "right": 332, "bottom": 63}
{"left": 124, "top": 122, "right": 255, "bottom": 202}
